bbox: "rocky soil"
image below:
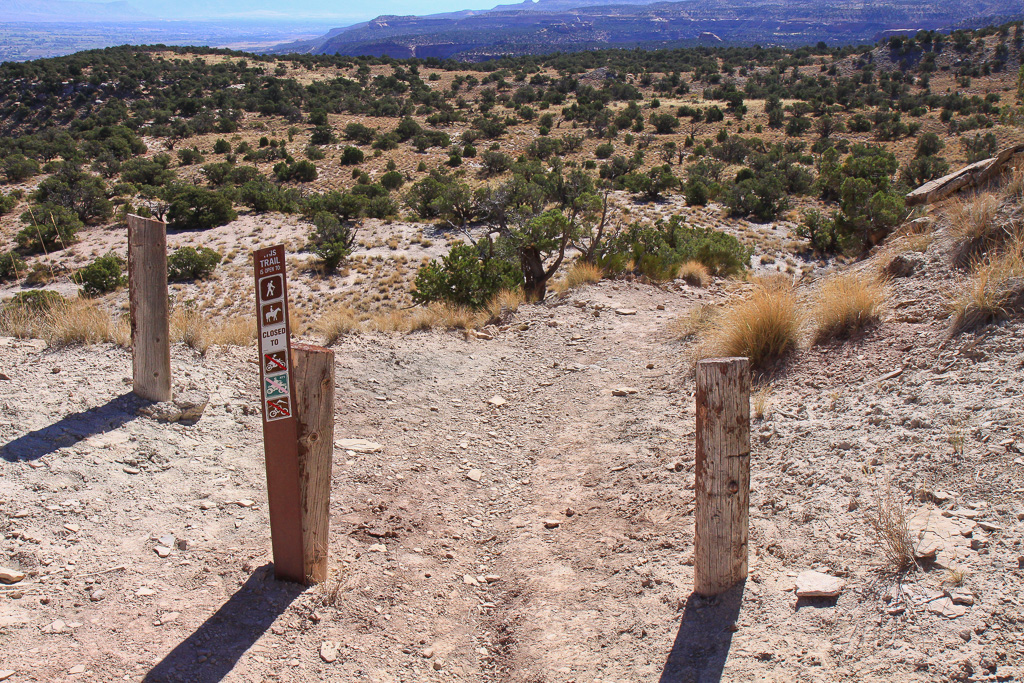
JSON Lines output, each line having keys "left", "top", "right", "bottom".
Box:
{"left": 2, "top": 201, "right": 1024, "bottom": 682}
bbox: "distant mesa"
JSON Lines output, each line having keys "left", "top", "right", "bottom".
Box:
{"left": 265, "top": 0, "right": 1023, "bottom": 60}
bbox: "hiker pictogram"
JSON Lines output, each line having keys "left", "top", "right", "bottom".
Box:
{"left": 260, "top": 275, "right": 283, "bottom": 302}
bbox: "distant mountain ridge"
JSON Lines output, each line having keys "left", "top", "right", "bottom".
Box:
{"left": 0, "top": 0, "right": 149, "bottom": 22}
{"left": 269, "top": 0, "right": 1024, "bottom": 60}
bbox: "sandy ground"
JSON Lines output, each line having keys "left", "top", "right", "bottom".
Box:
{"left": 1, "top": 224, "right": 1023, "bottom": 682}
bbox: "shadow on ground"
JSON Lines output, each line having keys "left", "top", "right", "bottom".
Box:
{"left": 0, "top": 392, "right": 143, "bottom": 462}
{"left": 660, "top": 581, "right": 745, "bottom": 683}
{"left": 144, "top": 565, "right": 305, "bottom": 683}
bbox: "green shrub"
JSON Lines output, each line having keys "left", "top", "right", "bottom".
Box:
{"left": 17, "top": 203, "right": 82, "bottom": 253}
{"left": 167, "top": 246, "right": 222, "bottom": 281}
{"left": 0, "top": 192, "right": 15, "bottom": 215}
{"left": 595, "top": 143, "right": 614, "bottom": 159}
{"left": 413, "top": 243, "right": 521, "bottom": 309}
{"left": 309, "top": 212, "right": 357, "bottom": 272}
{"left": 274, "top": 160, "right": 318, "bottom": 183}
{"left": 380, "top": 171, "right": 405, "bottom": 191}
{"left": 121, "top": 156, "right": 175, "bottom": 187}
{"left": 177, "top": 147, "right": 204, "bottom": 165}
{"left": 238, "top": 180, "right": 301, "bottom": 213}
{"left": 4, "top": 154, "right": 40, "bottom": 183}
{"left": 4, "top": 289, "right": 64, "bottom": 311}
{"left": 213, "top": 139, "right": 231, "bottom": 154}
{"left": 340, "top": 146, "right": 364, "bottom": 165}
{"left": 306, "top": 145, "right": 326, "bottom": 160}
{"left": 601, "top": 217, "right": 751, "bottom": 278}
{"left": 76, "top": 252, "right": 125, "bottom": 296}
{"left": 0, "top": 250, "right": 25, "bottom": 281}
{"left": 165, "top": 187, "right": 237, "bottom": 231}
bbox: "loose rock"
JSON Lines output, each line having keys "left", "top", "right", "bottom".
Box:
{"left": 795, "top": 571, "right": 845, "bottom": 598}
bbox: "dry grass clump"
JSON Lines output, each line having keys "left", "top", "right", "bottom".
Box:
{"left": 316, "top": 305, "right": 360, "bottom": 345}
{"left": 867, "top": 478, "right": 916, "bottom": 574}
{"left": 949, "top": 235, "right": 1024, "bottom": 333}
{"left": 484, "top": 288, "right": 525, "bottom": 321}
{"left": 678, "top": 260, "right": 710, "bottom": 287}
{"left": 948, "top": 192, "right": 1002, "bottom": 264}
{"left": 171, "top": 307, "right": 254, "bottom": 354}
{"left": 668, "top": 303, "right": 718, "bottom": 341}
{"left": 44, "top": 299, "right": 130, "bottom": 347}
{"left": 811, "top": 271, "right": 886, "bottom": 344}
{"left": 554, "top": 261, "right": 603, "bottom": 294}
{"left": 700, "top": 276, "right": 800, "bottom": 369}
{"left": 1001, "top": 163, "right": 1024, "bottom": 202}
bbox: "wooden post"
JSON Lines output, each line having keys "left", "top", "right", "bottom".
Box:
{"left": 127, "top": 215, "right": 171, "bottom": 403}
{"left": 292, "top": 343, "right": 334, "bottom": 585}
{"left": 254, "top": 245, "right": 305, "bottom": 583}
{"left": 694, "top": 357, "right": 750, "bottom": 597}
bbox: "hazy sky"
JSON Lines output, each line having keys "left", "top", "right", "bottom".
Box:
{"left": 124, "top": 0, "right": 517, "bottom": 22}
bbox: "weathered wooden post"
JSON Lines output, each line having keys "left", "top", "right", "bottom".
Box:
{"left": 292, "top": 343, "right": 334, "bottom": 585}
{"left": 694, "top": 357, "right": 750, "bottom": 597}
{"left": 254, "top": 245, "right": 334, "bottom": 585}
{"left": 127, "top": 214, "right": 171, "bottom": 402}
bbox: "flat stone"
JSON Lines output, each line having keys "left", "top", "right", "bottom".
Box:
{"left": 368, "top": 544, "right": 386, "bottom": 553}
{"left": 154, "top": 546, "right": 171, "bottom": 558}
{"left": 463, "top": 574, "right": 478, "bottom": 586}
{"left": 976, "top": 521, "right": 1003, "bottom": 532}
{"left": 199, "top": 500, "right": 218, "bottom": 510}
{"left": 928, "top": 597, "right": 967, "bottom": 619}
{"left": 229, "top": 499, "right": 254, "bottom": 508}
{"left": 174, "top": 391, "right": 209, "bottom": 424}
{"left": 543, "top": 519, "right": 561, "bottom": 529}
{"left": 136, "top": 587, "right": 156, "bottom": 596}
{"left": 486, "top": 395, "right": 506, "bottom": 407}
{"left": 0, "top": 568, "right": 25, "bottom": 584}
{"left": 465, "top": 469, "right": 483, "bottom": 482}
{"left": 138, "top": 402, "right": 182, "bottom": 423}
{"left": 159, "top": 535, "right": 175, "bottom": 547}
{"left": 0, "top": 670, "right": 15, "bottom": 681}
{"left": 89, "top": 589, "right": 105, "bottom": 602}
{"left": 320, "top": 641, "right": 339, "bottom": 663}
{"left": 336, "top": 439, "right": 383, "bottom": 454}
{"left": 795, "top": 570, "right": 845, "bottom": 598}
{"left": 69, "top": 665, "right": 86, "bottom": 674}
{"left": 611, "top": 387, "right": 638, "bottom": 396}
{"left": 615, "top": 308, "right": 637, "bottom": 316}
{"left": 155, "top": 611, "right": 179, "bottom": 626}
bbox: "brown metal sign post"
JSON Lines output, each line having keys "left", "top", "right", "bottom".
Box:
{"left": 253, "top": 245, "right": 305, "bottom": 583}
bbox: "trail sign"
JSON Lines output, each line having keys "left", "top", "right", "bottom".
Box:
{"left": 253, "top": 245, "right": 305, "bottom": 583}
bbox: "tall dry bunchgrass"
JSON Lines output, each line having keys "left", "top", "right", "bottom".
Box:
{"left": 678, "top": 260, "right": 710, "bottom": 287}
{"left": 484, "top": 288, "right": 525, "bottom": 321}
{"left": 316, "top": 305, "right": 360, "bottom": 345}
{"left": 44, "top": 299, "right": 129, "bottom": 347}
{"left": 867, "top": 477, "right": 916, "bottom": 574}
{"left": 948, "top": 193, "right": 1000, "bottom": 243}
{"left": 669, "top": 303, "right": 718, "bottom": 341}
{"left": 948, "top": 192, "right": 1002, "bottom": 265}
{"left": 811, "top": 271, "right": 886, "bottom": 344}
{"left": 1001, "top": 164, "right": 1024, "bottom": 202}
{"left": 171, "top": 307, "right": 254, "bottom": 354}
{"left": 949, "top": 234, "right": 1024, "bottom": 334}
{"left": 553, "top": 261, "right": 603, "bottom": 295}
{"left": 699, "top": 276, "right": 800, "bottom": 370}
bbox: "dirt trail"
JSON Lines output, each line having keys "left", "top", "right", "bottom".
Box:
{"left": 1, "top": 269, "right": 1023, "bottom": 682}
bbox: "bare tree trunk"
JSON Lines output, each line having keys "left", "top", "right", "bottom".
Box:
{"left": 521, "top": 247, "right": 547, "bottom": 301}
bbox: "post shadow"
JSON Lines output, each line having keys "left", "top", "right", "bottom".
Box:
{"left": 659, "top": 580, "right": 745, "bottom": 683}
{"left": 144, "top": 565, "right": 304, "bottom": 683}
{"left": 0, "top": 392, "right": 143, "bottom": 462}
